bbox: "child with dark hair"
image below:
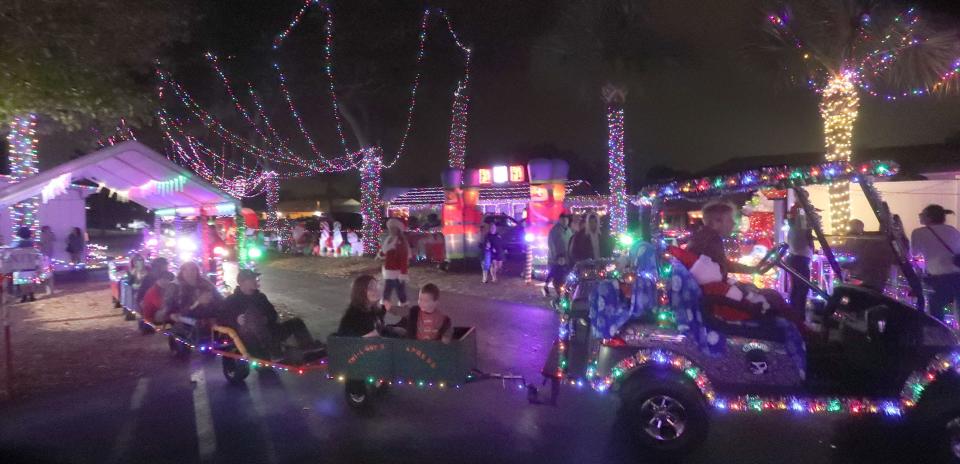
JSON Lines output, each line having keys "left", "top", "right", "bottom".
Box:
{"left": 337, "top": 275, "right": 387, "bottom": 337}
{"left": 400, "top": 283, "right": 452, "bottom": 342}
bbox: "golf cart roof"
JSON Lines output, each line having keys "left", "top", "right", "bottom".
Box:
{"left": 635, "top": 160, "right": 898, "bottom": 203}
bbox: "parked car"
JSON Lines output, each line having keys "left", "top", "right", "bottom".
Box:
{"left": 483, "top": 214, "right": 525, "bottom": 258}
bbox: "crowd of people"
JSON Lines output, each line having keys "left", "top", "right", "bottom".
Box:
{"left": 542, "top": 212, "right": 606, "bottom": 297}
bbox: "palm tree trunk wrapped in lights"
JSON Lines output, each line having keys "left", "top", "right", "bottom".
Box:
{"left": 819, "top": 72, "right": 859, "bottom": 233}
{"left": 603, "top": 84, "right": 628, "bottom": 236}
{"left": 760, "top": 2, "right": 960, "bottom": 234}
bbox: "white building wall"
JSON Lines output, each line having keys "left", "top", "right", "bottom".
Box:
{"left": 805, "top": 179, "right": 959, "bottom": 234}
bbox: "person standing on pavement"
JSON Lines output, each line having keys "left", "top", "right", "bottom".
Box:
{"left": 480, "top": 222, "right": 504, "bottom": 283}
{"left": 910, "top": 204, "right": 960, "bottom": 321}
{"left": 13, "top": 227, "right": 38, "bottom": 302}
{"left": 379, "top": 218, "right": 410, "bottom": 307}
{"left": 66, "top": 227, "right": 85, "bottom": 264}
{"left": 844, "top": 219, "right": 894, "bottom": 292}
{"left": 543, "top": 213, "right": 573, "bottom": 297}
{"left": 785, "top": 204, "right": 814, "bottom": 314}
{"left": 569, "top": 213, "right": 602, "bottom": 264}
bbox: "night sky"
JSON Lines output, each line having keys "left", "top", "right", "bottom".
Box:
{"left": 39, "top": 0, "right": 960, "bottom": 196}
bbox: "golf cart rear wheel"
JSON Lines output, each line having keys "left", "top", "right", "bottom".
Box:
{"left": 620, "top": 371, "right": 709, "bottom": 457}
{"left": 222, "top": 357, "right": 250, "bottom": 385}
{"left": 345, "top": 380, "right": 370, "bottom": 410}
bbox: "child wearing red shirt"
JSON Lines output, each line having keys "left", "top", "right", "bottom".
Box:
{"left": 141, "top": 271, "right": 175, "bottom": 324}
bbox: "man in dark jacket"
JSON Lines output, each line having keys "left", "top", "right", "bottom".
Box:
{"left": 222, "top": 269, "right": 319, "bottom": 358}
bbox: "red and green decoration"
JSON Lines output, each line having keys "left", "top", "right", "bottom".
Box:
{"left": 638, "top": 160, "right": 897, "bottom": 203}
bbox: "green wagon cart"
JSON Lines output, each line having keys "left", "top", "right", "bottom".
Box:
{"left": 328, "top": 327, "right": 524, "bottom": 409}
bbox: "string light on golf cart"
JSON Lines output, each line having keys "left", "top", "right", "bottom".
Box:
{"left": 637, "top": 160, "right": 897, "bottom": 203}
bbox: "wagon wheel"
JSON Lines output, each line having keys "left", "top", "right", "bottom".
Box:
{"left": 168, "top": 336, "right": 191, "bottom": 360}
{"left": 345, "top": 380, "right": 371, "bottom": 410}
{"left": 222, "top": 356, "right": 250, "bottom": 385}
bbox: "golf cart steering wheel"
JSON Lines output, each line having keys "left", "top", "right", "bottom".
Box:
{"left": 755, "top": 243, "right": 789, "bottom": 275}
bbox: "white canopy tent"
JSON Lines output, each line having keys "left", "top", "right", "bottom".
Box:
{"left": 0, "top": 141, "right": 240, "bottom": 257}
{"left": 0, "top": 141, "right": 238, "bottom": 211}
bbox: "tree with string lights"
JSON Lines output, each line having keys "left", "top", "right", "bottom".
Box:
{"left": 758, "top": 0, "right": 960, "bottom": 233}
{"left": 536, "top": 0, "right": 686, "bottom": 236}
{"left": 0, "top": 0, "right": 191, "bottom": 237}
{"left": 159, "top": 1, "right": 473, "bottom": 256}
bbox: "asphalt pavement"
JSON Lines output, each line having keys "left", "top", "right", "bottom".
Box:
{"left": 0, "top": 264, "right": 925, "bottom": 464}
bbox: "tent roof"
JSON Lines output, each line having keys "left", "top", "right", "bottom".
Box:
{"left": 0, "top": 141, "right": 238, "bottom": 211}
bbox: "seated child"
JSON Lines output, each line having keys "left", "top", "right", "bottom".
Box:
{"left": 396, "top": 283, "right": 452, "bottom": 342}
{"left": 141, "top": 271, "right": 175, "bottom": 324}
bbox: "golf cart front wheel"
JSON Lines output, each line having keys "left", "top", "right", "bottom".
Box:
{"left": 620, "top": 372, "right": 709, "bottom": 458}
{"left": 345, "top": 380, "right": 370, "bottom": 410}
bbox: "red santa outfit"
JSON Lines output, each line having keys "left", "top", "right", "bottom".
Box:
{"left": 669, "top": 246, "right": 775, "bottom": 322}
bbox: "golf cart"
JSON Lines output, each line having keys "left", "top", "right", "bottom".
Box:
{"left": 541, "top": 160, "right": 960, "bottom": 461}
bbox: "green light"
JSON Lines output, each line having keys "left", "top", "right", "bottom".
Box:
{"left": 617, "top": 233, "right": 635, "bottom": 247}
{"left": 612, "top": 367, "right": 624, "bottom": 378}
{"left": 684, "top": 367, "right": 699, "bottom": 379}
{"left": 367, "top": 376, "right": 375, "bottom": 384}
{"left": 911, "top": 382, "right": 925, "bottom": 399}
{"left": 748, "top": 397, "right": 762, "bottom": 412}
{"left": 827, "top": 399, "right": 842, "bottom": 413}
{"left": 248, "top": 247, "right": 263, "bottom": 259}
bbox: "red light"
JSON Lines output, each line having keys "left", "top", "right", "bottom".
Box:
{"left": 603, "top": 337, "right": 627, "bottom": 347}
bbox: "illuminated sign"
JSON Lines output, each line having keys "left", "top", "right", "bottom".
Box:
{"left": 478, "top": 168, "right": 492, "bottom": 185}
{"left": 475, "top": 164, "right": 526, "bottom": 185}
{"left": 492, "top": 165, "right": 509, "bottom": 184}
{"left": 509, "top": 165, "right": 525, "bottom": 182}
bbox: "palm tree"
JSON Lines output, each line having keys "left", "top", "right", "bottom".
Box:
{"left": 758, "top": 0, "right": 960, "bottom": 232}
{"left": 537, "top": 0, "right": 683, "bottom": 236}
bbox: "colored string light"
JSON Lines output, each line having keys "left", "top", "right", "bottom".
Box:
{"left": 637, "top": 160, "right": 897, "bottom": 203}
{"left": 8, "top": 114, "right": 40, "bottom": 241}
{"left": 441, "top": 9, "right": 472, "bottom": 171}
{"left": 606, "top": 104, "right": 627, "bottom": 235}
{"left": 382, "top": 9, "right": 432, "bottom": 169}
{"left": 360, "top": 148, "right": 384, "bottom": 256}
{"left": 765, "top": 5, "right": 959, "bottom": 232}
{"left": 819, "top": 72, "right": 859, "bottom": 233}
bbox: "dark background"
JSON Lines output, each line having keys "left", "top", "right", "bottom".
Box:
{"left": 15, "top": 0, "right": 960, "bottom": 208}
